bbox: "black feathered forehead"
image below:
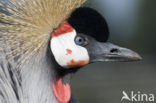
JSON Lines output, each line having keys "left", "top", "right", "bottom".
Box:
{"left": 68, "top": 7, "right": 109, "bottom": 42}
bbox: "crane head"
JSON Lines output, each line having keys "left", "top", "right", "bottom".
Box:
{"left": 50, "top": 7, "right": 141, "bottom": 103}
{"left": 50, "top": 7, "right": 141, "bottom": 69}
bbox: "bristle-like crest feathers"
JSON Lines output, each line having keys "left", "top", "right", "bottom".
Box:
{"left": 0, "top": 0, "right": 86, "bottom": 68}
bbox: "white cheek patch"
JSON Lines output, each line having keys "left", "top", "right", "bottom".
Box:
{"left": 50, "top": 30, "right": 89, "bottom": 68}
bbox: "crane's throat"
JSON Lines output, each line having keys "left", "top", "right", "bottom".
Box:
{"left": 52, "top": 78, "right": 71, "bottom": 103}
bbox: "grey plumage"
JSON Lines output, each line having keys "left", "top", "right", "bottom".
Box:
{"left": 0, "top": 51, "right": 21, "bottom": 103}
{"left": 0, "top": 45, "right": 59, "bottom": 103}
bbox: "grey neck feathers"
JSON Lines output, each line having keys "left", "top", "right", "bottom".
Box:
{"left": 0, "top": 46, "right": 59, "bottom": 103}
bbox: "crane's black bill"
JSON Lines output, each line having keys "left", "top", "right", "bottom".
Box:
{"left": 87, "top": 41, "right": 142, "bottom": 63}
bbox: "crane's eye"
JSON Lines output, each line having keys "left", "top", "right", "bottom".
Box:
{"left": 75, "top": 36, "right": 86, "bottom": 46}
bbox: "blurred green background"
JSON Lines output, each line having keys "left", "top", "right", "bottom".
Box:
{"left": 71, "top": 0, "right": 156, "bottom": 103}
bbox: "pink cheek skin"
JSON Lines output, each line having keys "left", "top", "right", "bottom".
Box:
{"left": 51, "top": 21, "right": 74, "bottom": 38}
{"left": 66, "top": 48, "right": 72, "bottom": 55}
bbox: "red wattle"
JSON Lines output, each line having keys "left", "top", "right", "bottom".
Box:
{"left": 52, "top": 78, "right": 71, "bottom": 103}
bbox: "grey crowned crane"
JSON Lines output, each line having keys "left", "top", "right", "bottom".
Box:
{"left": 0, "top": 0, "right": 141, "bottom": 103}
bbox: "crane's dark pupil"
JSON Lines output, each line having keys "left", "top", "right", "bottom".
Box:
{"left": 79, "top": 39, "right": 82, "bottom": 42}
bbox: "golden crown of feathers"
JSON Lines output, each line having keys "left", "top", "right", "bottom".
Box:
{"left": 0, "top": 0, "right": 86, "bottom": 68}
